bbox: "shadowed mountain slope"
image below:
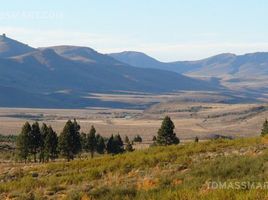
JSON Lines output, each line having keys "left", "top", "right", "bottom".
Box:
{"left": 0, "top": 36, "right": 220, "bottom": 108}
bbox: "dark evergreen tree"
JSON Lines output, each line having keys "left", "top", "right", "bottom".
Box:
{"left": 195, "top": 136, "right": 199, "bottom": 143}
{"left": 72, "top": 119, "right": 82, "bottom": 155}
{"left": 261, "top": 119, "right": 268, "bottom": 136}
{"left": 39, "top": 123, "right": 49, "bottom": 163}
{"left": 80, "top": 132, "right": 87, "bottom": 151}
{"left": 16, "top": 122, "right": 31, "bottom": 163}
{"left": 125, "top": 136, "right": 134, "bottom": 152}
{"left": 106, "top": 135, "right": 115, "bottom": 154}
{"left": 150, "top": 136, "right": 157, "bottom": 147}
{"left": 133, "top": 135, "right": 142, "bottom": 143}
{"left": 29, "top": 121, "right": 42, "bottom": 162}
{"left": 124, "top": 136, "right": 130, "bottom": 143}
{"left": 106, "top": 134, "right": 124, "bottom": 154}
{"left": 96, "top": 134, "right": 105, "bottom": 154}
{"left": 44, "top": 126, "right": 58, "bottom": 161}
{"left": 73, "top": 119, "right": 81, "bottom": 135}
{"left": 58, "top": 120, "right": 72, "bottom": 161}
{"left": 87, "top": 126, "right": 97, "bottom": 158}
{"left": 156, "top": 116, "right": 180, "bottom": 145}
{"left": 114, "top": 134, "right": 124, "bottom": 154}
{"left": 58, "top": 120, "right": 81, "bottom": 161}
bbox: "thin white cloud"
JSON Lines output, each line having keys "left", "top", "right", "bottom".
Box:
{"left": 1, "top": 27, "right": 120, "bottom": 47}
{"left": 2, "top": 26, "right": 268, "bottom": 61}
{"left": 131, "top": 42, "right": 268, "bottom": 61}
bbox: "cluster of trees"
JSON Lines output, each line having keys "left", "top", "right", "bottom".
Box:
{"left": 17, "top": 116, "right": 268, "bottom": 163}
{"left": 16, "top": 122, "right": 58, "bottom": 163}
{"left": 16, "top": 116, "right": 182, "bottom": 163}
{"left": 80, "top": 126, "right": 105, "bottom": 158}
{"left": 16, "top": 119, "right": 134, "bottom": 162}
{"left": 80, "top": 126, "right": 132, "bottom": 158}
{"left": 57, "top": 120, "right": 82, "bottom": 161}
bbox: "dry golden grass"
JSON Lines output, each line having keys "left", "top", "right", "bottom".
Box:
{"left": 1, "top": 137, "right": 267, "bottom": 200}
{"left": 0, "top": 93, "right": 266, "bottom": 140}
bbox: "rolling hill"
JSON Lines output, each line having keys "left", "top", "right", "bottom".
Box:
{"left": 109, "top": 51, "right": 201, "bottom": 73}
{"left": 0, "top": 34, "right": 35, "bottom": 58}
{"left": 110, "top": 51, "right": 268, "bottom": 92}
{"left": 109, "top": 51, "right": 268, "bottom": 77}
{"left": 0, "top": 35, "right": 219, "bottom": 108}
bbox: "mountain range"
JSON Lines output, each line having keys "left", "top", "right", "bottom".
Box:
{"left": 109, "top": 51, "right": 268, "bottom": 93}
{"left": 109, "top": 51, "right": 268, "bottom": 76}
{"left": 1, "top": 34, "right": 268, "bottom": 108}
{"left": 0, "top": 34, "right": 218, "bottom": 108}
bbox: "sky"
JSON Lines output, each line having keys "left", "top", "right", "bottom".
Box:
{"left": 1, "top": 0, "right": 268, "bottom": 61}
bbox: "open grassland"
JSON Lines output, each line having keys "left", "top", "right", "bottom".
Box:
{"left": 0, "top": 101, "right": 267, "bottom": 140}
{"left": 1, "top": 137, "right": 268, "bottom": 199}
{"left": 86, "top": 91, "right": 231, "bottom": 105}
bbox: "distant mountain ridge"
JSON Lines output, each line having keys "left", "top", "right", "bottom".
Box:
{"left": 109, "top": 51, "right": 241, "bottom": 74}
{"left": 109, "top": 51, "right": 169, "bottom": 70}
{"left": 0, "top": 35, "right": 219, "bottom": 108}
{"left": 109, "top": 51, "right": 268, "bottom": 92}
{"left": 43, "top": 46, "right": 119, "bottom": 64}
{"left": 2, "top": 34, "right": 267, "bottom": 109}
{"left": 109, "top": 51, "right": 268, "bottom": 78}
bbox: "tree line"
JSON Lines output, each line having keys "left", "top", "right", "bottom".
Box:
{"left": 16, "top": 116, "right": 181, "bottom": 162}
{"left": 16, "top": 119, "right": 136, "bottom": 162}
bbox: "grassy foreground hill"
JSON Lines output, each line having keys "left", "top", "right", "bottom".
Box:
{"left": 1, "top": 137, "right": 268, "bottom": 199}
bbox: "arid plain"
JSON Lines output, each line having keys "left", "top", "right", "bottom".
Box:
{"left": 0, "top": 92, "right": 266, "bottom": 141}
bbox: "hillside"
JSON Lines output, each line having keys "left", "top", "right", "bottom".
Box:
{"left": 183, "top": 52, "right": 268, "bottom": 78}
{"left": 44, "top": 46, "right": 120, "bottom": 64}
{"left": 2, "top": 35, "right": 268, "bottom": 108}
{"left": 110, "top": 51, "right": 268, "bottom": 92}
{"left": 0, "top": 34, "right": 35, "bottom": 58}
{"left": 108, "top": 51, "right": 218, "bottom": 73}
{"left": 0, "top": 36, "right": 220, "bottom": 108}
{"left": 109, "top": 51, "right": 268, "bottom": 77}
{"left": 109, "top": 51, "right": 170, "bottom": 71}
{"left": 1, "top": 137, "right": 268, "bottom": 199}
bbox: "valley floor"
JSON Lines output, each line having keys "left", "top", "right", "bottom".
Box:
{"left": 0, "top": 100, "right": 266, "bottom": 140}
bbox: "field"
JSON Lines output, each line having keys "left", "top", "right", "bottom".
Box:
{"left": 1, "top": 137, "right": 268, "bottom": 199}
{"left": 0, "top": 92, "right": 267, "bottom": 141}
{"left": 1, "top": 93, "right": 268, "bottom": 199}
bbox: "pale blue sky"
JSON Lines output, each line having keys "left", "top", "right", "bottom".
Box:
{"left": 1, "top": 0, "right": 268, "bottom": 61}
